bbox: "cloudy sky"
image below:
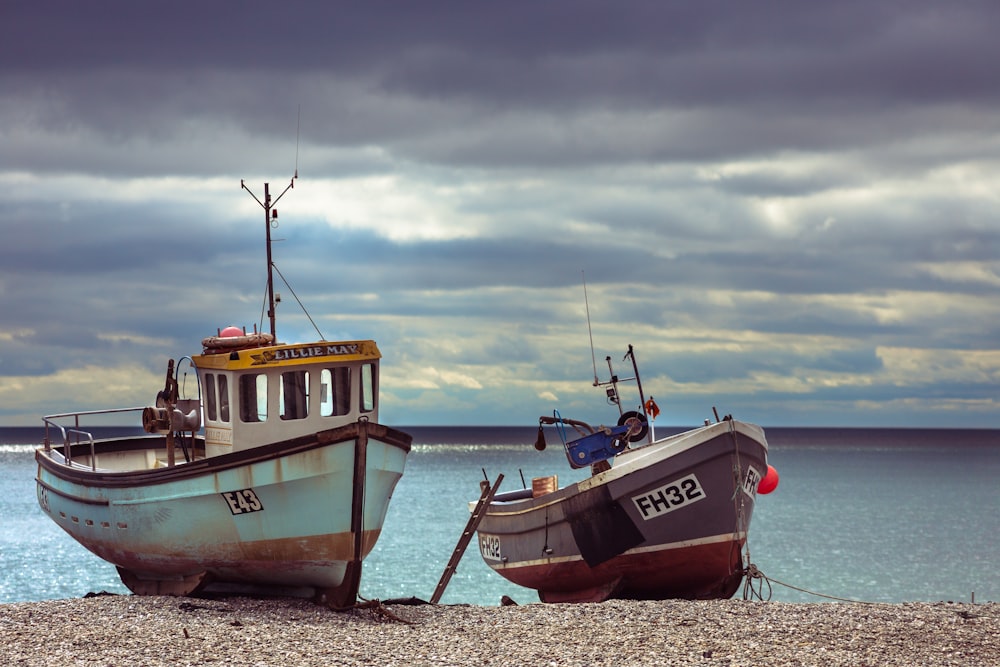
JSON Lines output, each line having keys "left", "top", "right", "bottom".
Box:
{"left": 2, "top": 2, "right": 998, "bottom": 428}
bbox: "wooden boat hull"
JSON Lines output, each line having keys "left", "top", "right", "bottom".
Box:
{"left": 475, "top": 420, "right": 768, "bottom": 602}
{"left": 36, "top": 420, "right": 411, "bottom": 605}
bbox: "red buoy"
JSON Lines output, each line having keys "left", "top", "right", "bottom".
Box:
{"left": 220, "top": 326, "right": 244, "bottom": 338}
{"left": 757, "top": 465, "right": 779, "bottom": 494}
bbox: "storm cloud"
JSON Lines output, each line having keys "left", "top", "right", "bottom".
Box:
{"left": 2, "top": 1, "right": 998, "bottom": 427}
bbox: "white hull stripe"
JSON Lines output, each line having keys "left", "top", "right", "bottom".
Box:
{"left": 491, "top": 531, "right": 748, "bottom": 570}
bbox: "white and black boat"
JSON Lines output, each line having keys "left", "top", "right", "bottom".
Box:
{"left": 473, "top": 345, "right": 777, "bottom": 603}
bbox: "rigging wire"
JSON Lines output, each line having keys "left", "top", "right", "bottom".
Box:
{"left": 294, "top": 104, "right": 301, "bottom": 180}
{"left": 258, "top": 278, "right": 269, "bottom": 337}
{"left": 272, "top": 262, "right": 326, "bottom": 341}
{"left": 582, "top": 271, "right": 599, "bottom": 385}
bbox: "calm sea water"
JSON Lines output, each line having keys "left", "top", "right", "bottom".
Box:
{"left": 1, "top": 426, "right": 997, "bottom": 606}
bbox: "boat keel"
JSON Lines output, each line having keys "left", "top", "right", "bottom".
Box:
{"left": 116, "top": 567, "right": 210, "bottom": 597}
{"left": 538, "top": 576, "right": 624, "bottom": 603}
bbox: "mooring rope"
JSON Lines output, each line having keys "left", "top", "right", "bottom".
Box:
{"left": 742, "top": 563, "right": 874, "bottom": 604}
{"left": 342, "top": 597, "right": 416, "bottom": 623}
{"left": 725, "top": 419, "right": 754, "bottom": 593}
{"left": 742, "top": 563, "right": 772, "bottom": 601}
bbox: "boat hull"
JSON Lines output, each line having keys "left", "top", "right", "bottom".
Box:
{"left": 475, "top": 420, "right": 768, "bottom": 602}
{"left": 36, "top": 420, "right": 411, "bottom": 605}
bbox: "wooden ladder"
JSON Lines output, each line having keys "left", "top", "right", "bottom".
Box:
{"left": 430, "top": 473, "right": 504, "bottom": 604}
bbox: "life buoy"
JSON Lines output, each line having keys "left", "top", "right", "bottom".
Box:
{"left": 201, "top": 332, "right": 274, "bottom": 353}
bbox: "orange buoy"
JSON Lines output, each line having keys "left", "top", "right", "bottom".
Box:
{"left": 757, "top": 465, "right": 779, "bottom": 494}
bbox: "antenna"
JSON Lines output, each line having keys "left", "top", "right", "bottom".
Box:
{"left": 239, "top": 109, "right": 303, "bottom": 341}
{"left": 294, "top": 104, "right": 301, "bottom": 180}
{"left": 241, "top": 177, "right": 295, "bottom": 341}
{"left": 583, "top": 271, "right": 599, "bottom": 385}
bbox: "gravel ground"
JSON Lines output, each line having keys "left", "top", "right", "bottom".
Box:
{"left": 1, "top": 594, "right": 997, "bottom": 666}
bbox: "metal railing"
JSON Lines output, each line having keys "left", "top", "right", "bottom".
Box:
{"left": 42, "top": 407, "right": 146, "bottom": 471}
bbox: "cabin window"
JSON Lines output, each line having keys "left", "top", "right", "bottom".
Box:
{"left": 361, "top": 362, "right": 376, "bottom": 413}
{"left": 239, "top": 373, "right": 268, "bottom": 422}
{"left": 205, "top": 373, "right": 218, "bottom": 421}
{"left": 320, "top": 367, "right": 352, "bottom": 417}
{"left": 280, "top": 370, "right": 310, "bottom": 421}
{"left": 218, "top": 374, "right": 230, "bottom": 423}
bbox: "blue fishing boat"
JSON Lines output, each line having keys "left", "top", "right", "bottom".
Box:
{"left": 35, "top": 177, "right": 411, "bottom": 607}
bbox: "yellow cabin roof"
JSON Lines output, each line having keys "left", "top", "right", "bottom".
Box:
{"left": 192, "top": 339, "right": 381, "bottom": 371}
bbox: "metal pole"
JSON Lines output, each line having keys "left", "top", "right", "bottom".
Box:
{"left": 242, "top": 176, "right": 293, "bottom": 343}
{"left": 264, "top": 183, "right": 276, "bottom": 340}
{"left": 627, "top": 345, "right": 653, "bottom": 444}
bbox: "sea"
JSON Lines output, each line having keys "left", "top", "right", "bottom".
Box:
{"left": 1, "top": 425, "right": 998, "bottom": 606}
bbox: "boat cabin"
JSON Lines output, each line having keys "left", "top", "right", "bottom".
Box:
{"left": 190, "top": 337, "right": 382, "bottom": 457}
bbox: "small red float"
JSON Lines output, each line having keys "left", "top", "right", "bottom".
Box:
{"left": 757, "top": 465, "right": 779, "bottom": 494}
{"left": 220, "top": 326, "right": 244, "bottom": 338}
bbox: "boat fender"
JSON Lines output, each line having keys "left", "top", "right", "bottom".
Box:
{"left": 617, "top": 411, "right": 648, "bottom": 443}
{"left": 757, "top": 465, "right": 780, "bottom": 494}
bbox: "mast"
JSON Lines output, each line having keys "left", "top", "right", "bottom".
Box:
{"left": 241, "top": 176, "right": 296, "bottom": 341}
{"left": 264, "top": 183, "right": 276, "bottom": 340}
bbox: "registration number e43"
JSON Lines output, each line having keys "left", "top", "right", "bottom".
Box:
{"left": 222, "top": 488, "right": 264, "bottom": 515}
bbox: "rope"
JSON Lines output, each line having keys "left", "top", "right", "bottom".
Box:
{"left": 742, "top": 563, "right": 875, "bottom": 604}
{"left": 272, "top": 263, "right": 326, "bottom": 341}
{"left": 742, "top": 563, "right": 772, "bottom": 601}
{"left": 725, "top": 419, "right": 752, "bottom": 588}
{"left": 343, "top": 596, "right": 416, "bottom": 623}
{"left": 721, "top": 419, "right": 874, "bottom": 606}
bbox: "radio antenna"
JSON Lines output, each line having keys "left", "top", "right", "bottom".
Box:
{"left": 239, "top": 108, "right": 303, "bottom": 341}
{"left": 294, "top": 104, "right": 301, "bottom": 180}
{"left": 583, "top": 271, "right": 599, "bottom": 385}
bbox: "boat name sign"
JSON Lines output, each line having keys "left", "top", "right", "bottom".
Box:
{"left": 253, "top": 343, "right": 362, "bottom": 365}
{"left": 273, "top": 343, "right": 360, "bottom": 360}
{"left": 631, "top": 474, "right": 705, "bottom": 520}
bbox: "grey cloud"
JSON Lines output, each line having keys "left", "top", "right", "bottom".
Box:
{"left": 2, "top": 1, "right": 998, "bottom": 426}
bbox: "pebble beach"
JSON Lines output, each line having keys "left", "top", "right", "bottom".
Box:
{"left": 1, "top": 595, "right": 997, "bottom": 666}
